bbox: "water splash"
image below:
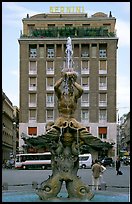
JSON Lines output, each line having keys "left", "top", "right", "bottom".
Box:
{"left": 59, "top": 127, "right": 63, "bottom": 142}
{"left": 65, "top": 37, "right": 73, "bottom": 71}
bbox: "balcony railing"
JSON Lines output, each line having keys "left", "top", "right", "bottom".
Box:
{"left": 99, "top": 101, "right": 107, "bottom": 107}
{"left": 81, "top": 101, "right": 89, "bottom": 107}
{"left": 20, "top": 26, "right": 116, "bottom": 38}
{"left": 46, "top": 102, "right": 54, "bottom": 107}
{"left": 46, "top": 85, "right": 54, "bottom": 91}
{"left": 46, "top": 68, "right": 54, "bottom": 74}
{"left": 29, "top": 102, "right": 37, "bottom": 107}
{"left": 81, "top": 68, "right": 89, "bottom": 74}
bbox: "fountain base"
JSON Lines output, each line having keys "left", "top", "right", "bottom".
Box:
{"left": 2, "top": 190, "right": 129, "bottom": 202}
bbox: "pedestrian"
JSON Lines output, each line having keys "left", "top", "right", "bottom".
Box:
{"left": 99, "top": 162, "right": 106, "bottom": 184}
{"left": 116, "top": 156, "right": 121, "bottom": 175}
{"left": 91, "top": 159, "right": 102, "bottom": 191}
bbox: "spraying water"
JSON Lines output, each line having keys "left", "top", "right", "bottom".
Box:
{"left": 65, "top": 37, "right": 73, "bottom": 71}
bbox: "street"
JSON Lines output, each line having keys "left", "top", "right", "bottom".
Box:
{"left": 2, "top": 165, "right": 130, "bottom": 194}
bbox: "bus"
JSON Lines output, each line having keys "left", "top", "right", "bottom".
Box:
{"left": 79, "top": 153, "right": 92, "bottom": 169}
{"left": 15, "top": 152, "right": 51, "bottom": 170}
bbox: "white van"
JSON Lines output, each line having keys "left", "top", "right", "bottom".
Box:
{"left": 79, "top": 153, "right": 92, "bottom": 169}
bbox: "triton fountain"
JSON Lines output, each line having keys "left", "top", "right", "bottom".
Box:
{"left": 34, "top": 37, "right": 104, "bottom": 201}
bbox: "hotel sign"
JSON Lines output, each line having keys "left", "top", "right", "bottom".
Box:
{"left": 50, "top": 6, "right": 85, "bottom": 13}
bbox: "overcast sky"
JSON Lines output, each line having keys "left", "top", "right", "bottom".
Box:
{"left": 2, "top": 2, "right": 130, "bottom": 119}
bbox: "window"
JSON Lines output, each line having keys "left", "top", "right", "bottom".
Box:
{"left": 46, "top": 110, "right": 54, "bottom": 121}
{"left": 65, "top": 24, "right": 73, "bottom": 27}
{"left": 81, "top": 44, "right": 89, "bottom": 57}
{"left": 29, "top": 93, "right": 37, "bottom": 107}
{"left": 29, "top": 45, "right": 37, "bottom": 58}
{"left": 99, "top": 109, "right": 107, "bottom": 122}
{"left": 47, "top": 45, "right": 54, "bottom": 58}
{"left": 28, "top": 127, "right": 37, "bottom": 136}
{"left": 99, "top": 76, "right": 107, "bottom": 90}
{"left": 46, "top": 61, "right": 54, "bottom": 73}
{"left": 29, "top": 77, "right": 37, "bottom": 90}
{"left": 46, "top": 77, "right": 54, "bottom": 90}
{"left": 81, "top": 61, "right": 89, "bottom": 74}
{"left": 81, "top": 77, "right": 89, "bottom": 90}
{"left": 99, "top": 93, "right": 107, "bottom": 106}
{"left": 81, "top": 110, "right": 89, "bottom": 120}
{"left": 48, "top": 24, "right": 55, "bottom": 27}
{"left": 99, "top": 43, "right": 107, "bottom": 58}
{"left": 81, "top": 93, "right": 89, "bottom": 106}
{"left": 46, "top": 94, "right": 54, "bottom": 107}
{"left": 98, "top": 127, "right": 107, "bottom": 139}
{"left": 82, "top": 24, "right": 90, "bottom": 27}
{"left": 29, "top": 61, "right": 37, "bottom": 74}
{"left": 29, "top": 110, "right": 36, "bottom": 121}
{"left": 99, "top": 60, "right": 107, "bottom": 74}
{"left": 99, "top": 50, "right": 106, "bottom": 58}
{"left": 47, "top": 94, "right": 53, "bottom": 103}
{"left": 47, "top": 48, "right": 54, "bottom": 58}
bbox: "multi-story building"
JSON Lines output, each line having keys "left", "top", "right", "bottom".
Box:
{"left": 18, "top": 11, "right": 118, "bottom": 158}
{"left": 2, "top": 91, "right": 19, "bottom": 162}
{"left": 119, "top": 112, "right": 130, "bottom": 156}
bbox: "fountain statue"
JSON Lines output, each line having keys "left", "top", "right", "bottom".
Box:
{"left": 22, "top": 37, "right": 106, "bottom": 201}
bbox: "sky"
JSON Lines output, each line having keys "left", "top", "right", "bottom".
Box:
{"left": 2, "top": 2, "right": 130, "bottom": 119}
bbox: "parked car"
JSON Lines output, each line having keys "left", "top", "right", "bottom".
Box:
{"left": 101, "top": 157, "right": 114, "bottom": 167}
{"left": 123, "top": 157, "right": 130, "bottom": 165}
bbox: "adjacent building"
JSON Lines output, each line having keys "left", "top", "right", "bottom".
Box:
{"left": 2, "top": 91, "right": 19, "bottom": 162}
{"left": 119, "top": 112, "right": 130, "bottom": 156}
{"left": 18, "top": 11, "right": 118, "bottom": 158}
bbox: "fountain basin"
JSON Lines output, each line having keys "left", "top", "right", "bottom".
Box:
{"left": 2, "top": 190, "right": 129, "bottom": 202}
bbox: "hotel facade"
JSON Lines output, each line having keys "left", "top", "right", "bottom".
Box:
{"left": 18, "top": 11, "right": 118, "bottom": 158}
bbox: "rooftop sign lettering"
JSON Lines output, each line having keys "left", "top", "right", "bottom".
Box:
{"left": 50, "top": 6, "right": 85, "bottom": 13}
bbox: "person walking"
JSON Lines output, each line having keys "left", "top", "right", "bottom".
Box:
{"left": 91, "top": 159, "right": 102, "bottom": 191}
{"left": 99, "top": 162, "right": 106, "bottom": 184}
{"left": 116, "top": 156, "right": 121, "bottom": 175}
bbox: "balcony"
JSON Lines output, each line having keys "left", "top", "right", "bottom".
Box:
{"left": 20, "top": 26, "right": 116, "bottom": 38}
